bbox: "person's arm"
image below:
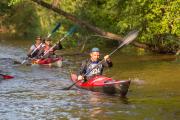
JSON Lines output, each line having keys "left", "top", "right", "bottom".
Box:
{"left": 54, "top": 42, "right": 63, "bottom": 50}
{"left": 79, "top": 60, "right": 87, "bottom": 75}
{"left": 78, "top": 60, "right": 88, "bottom": 80}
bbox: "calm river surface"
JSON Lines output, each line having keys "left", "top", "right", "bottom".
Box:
{"left": 0, "top": 38, "right": 179, "bottom": 120}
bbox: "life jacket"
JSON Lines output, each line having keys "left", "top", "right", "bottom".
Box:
{"left": 29, "top": 44, "right": 44, "bottom": 58}
{"left": 85, "top": 60, "right": 103, "bottom": 77}
{"left": 43, "top": 45, "right": 54, "bottom": 55}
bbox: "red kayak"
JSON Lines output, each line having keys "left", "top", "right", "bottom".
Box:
{"left": 31, "top": 57, "right": 62, "bottom": 67}
{"left": 71, "top": 73, "right": 131, "bottom": 96}
{"left": 0, "top": 74, "right": 14, "bottom": 80}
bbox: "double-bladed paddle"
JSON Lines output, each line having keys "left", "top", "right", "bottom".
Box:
{"left": 63, "top": 30, "right": 139, "bottom": 90}
{"left": 0, "top": 73, "right": 14, "bottom": 79}
{"left": 21, "top": 22, "right": 61, "bottom": 64}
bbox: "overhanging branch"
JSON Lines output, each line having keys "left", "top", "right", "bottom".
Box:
{"left": 30, "top": 0, "right": 149, "bottom": 49}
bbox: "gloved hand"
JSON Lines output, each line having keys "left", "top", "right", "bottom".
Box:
{"left": 104, "top": 55, "right": 110, "bottom": 61}
{"left": 77, "top": 75, "right": 84, "bottom": 81}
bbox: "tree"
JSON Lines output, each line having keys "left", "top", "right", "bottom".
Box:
{"left": 7, "top": 0, "right": 180, "bottom": 54}
{"left": 1, "top": 0, "right": 41, "bottom": 38}
{"left": 30, "top": 0, "right": 150, "bottom": 48}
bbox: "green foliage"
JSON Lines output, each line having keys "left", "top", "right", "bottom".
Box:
{"left": 5, "top": 0, "right": 180, "bottom": 53}
{"left": 72, "top": 0, "right": 179, "bottom": 52}
{"left": 8, "top": 0, "right": 22, "bottom": 6}
{"left": 1, "top": 0, "right": 41, "bottom": 38}
{"left": 0, "top": 0, "right": 11, "bottom": 15}
{"left": 1, "top": 1, "right": 39, "bottom": 38}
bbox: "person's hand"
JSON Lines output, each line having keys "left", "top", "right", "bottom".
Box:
{"left": 104, "top": 55, "right": 110, "bottom": 61}
{"left": 78, "top": 75, "right": 84, "bottom": 81}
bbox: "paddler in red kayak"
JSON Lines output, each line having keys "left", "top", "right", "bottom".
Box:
{"left": 78, "top": 47, "right": 112, "bottom": 81}
{"left": 38, "top": 38, "right": 63, "bottom": 58}
{"left": 27, "top": 36, "right": 44, "bottom": 58}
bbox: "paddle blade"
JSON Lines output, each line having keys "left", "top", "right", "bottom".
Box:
{"left": 47, "top": 22, "right": 61, "bottom": 38}
{"left": 67, "top": 26, "right": 77, "bottom": 36}
{"left": 51, "top": 22, "right": 61, "bottom": 34}
{"left": 119, "top": 30, "right": 139, "bottom": 48}
{"left": 21, "top": 57, "right": 29, "bottom": 64}
{"left": 21, "top": 60, "right": 27, "bottom": 64}
{"left": 3, "top": 75, "right": 14, "bottom": 79}
{"left": 0, "top": 74, "right": 14, "bottom": 80}
{"left": 108, "top": 30, "right": 139, "bottom": 57}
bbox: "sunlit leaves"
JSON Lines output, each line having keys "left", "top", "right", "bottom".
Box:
{"left": 8, "top": 0, "right": 22, "bottom": 6}
{"left": 6, "top": 0, "right": 180, "bottom": 52}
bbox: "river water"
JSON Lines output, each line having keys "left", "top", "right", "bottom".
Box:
{"left": 0, "top": 38, "right": 179, "bottom": 120}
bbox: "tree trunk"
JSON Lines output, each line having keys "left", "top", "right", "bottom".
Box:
{"left": 31, "top": 0, "right": 150, "bottom": 49}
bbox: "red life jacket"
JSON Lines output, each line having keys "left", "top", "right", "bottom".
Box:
{"left": 43, "top": 45, "right": 54, "bottom": 55}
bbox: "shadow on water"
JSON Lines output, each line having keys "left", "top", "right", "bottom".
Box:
{"left": 0, "top": 39, "right": 180, "bottom": 120}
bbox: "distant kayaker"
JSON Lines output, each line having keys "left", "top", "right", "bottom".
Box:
{"left": 38, "top": 38, "right": 63, "bottom": 58}
{"left": 27, "top": 36, "right": 44, "bottom": 58}
{"left": 78, "top": 47, "right": 112, "bottom": 81}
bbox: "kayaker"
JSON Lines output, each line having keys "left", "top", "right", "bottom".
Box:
{"left": 78, "top": 47, "right": 112, "bottom": 81}
{"left": 38, "top": 38, "right": 63, "bottom": 58}
{"left": 27, "top": 36, "right": 44, "bottom": 58}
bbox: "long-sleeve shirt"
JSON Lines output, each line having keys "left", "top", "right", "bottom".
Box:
{"left": 79, "top": 58, "right": 112, "bottom": 77}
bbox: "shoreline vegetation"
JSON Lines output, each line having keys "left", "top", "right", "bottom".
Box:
{"left": 1, "top": 0, "right": 179, "bottom": 55}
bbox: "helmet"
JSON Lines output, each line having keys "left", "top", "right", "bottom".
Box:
{"left": 91, "top": 47, "right": 100, "bottom": 52}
